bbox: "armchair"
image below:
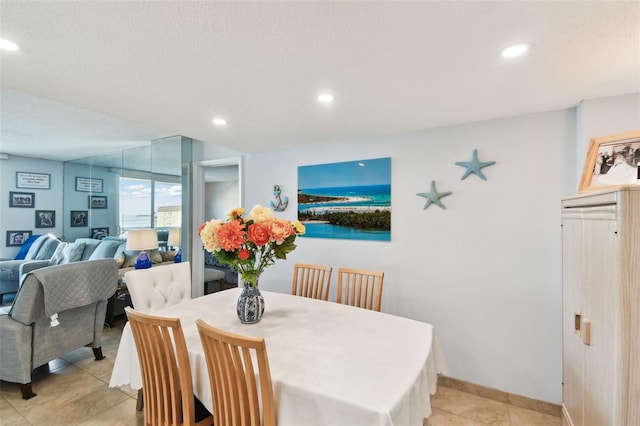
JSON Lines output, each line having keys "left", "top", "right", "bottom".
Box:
{"left": 0, "top": 259, "right": 117, "bottom": 399}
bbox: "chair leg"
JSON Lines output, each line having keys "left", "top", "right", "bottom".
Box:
{"left": 92, "top": 347, "right": 105, "bottom": 360}
{"left": 19, "top": 383, "right": 36, "bottom": 399}
{"left": 136, "top": 389, "right": 144, "bottom": 411}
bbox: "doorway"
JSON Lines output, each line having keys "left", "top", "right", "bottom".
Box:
{"left": 191, "top": 157, "right": 243, "bottom": 297}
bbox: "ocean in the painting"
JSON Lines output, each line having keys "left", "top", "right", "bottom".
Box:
{"left": 298, "top": 184, "right": 391, "bottom": 241}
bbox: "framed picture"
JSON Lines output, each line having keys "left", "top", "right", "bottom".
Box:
{"left": 6, "top": 230, "right": 32, "bottom": 247}
{"left": 579, "top": 130, "right": 640, "bottom": 193}
{"left": 75, "top": 177, "right": 103, "bottom": 193}
{"left": 91, "top": 227, "right": 109, "bottom": 239}
{"left": 70, "top": 210, "right": 88, "bottom": 227}
{"left": 9, "top": 191, "right": 35, "bottom": 208}
{"left": 89, "top": 195, "right": 108, "bottom": 209}
{"left": 16, "top": 171, "right": 50, "bottom": 189}
{"left": 35, "top": 210, "right": 56, "bottom": 228}
{"left": 298, "top": 157, "right": 392, "bottom": 241}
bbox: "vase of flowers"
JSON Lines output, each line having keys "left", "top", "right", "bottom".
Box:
{"left": 236, "top": 285, "right": 264, "bottom": 324}
{"left": 198, "top": 205, "right": 305, "bottom": 323}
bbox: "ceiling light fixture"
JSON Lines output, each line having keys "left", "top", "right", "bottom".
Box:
{"left": 212, "top": 118, "right": 227, "bottom": 126}
{"left": 500, "top": 44, "right": 528, "bottom": 59}
{"left": 318, "top": 93, "right": 334, "bottom": 103}
{"left": 0, "top": 38, "right": 19, "bottom": 51}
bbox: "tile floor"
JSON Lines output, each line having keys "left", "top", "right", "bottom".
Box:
{"left": 0, "top": 316, "right": 561, "bottom": 426}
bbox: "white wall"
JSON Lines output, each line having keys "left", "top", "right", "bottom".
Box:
{"left": 242, "top": 109, "right": 575, "bottom": 404}
{"left": 205, "top": 180, "right": 240, "bottom": 220}
{"left": 235, "top": 94, "right": 640, "bottom": 404}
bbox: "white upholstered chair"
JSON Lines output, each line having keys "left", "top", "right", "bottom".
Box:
{"left": 124, "top": 261, "right": 192, "bottom": 313}
{"left": 123, "top": 261, "right": 193, "bottom": 412}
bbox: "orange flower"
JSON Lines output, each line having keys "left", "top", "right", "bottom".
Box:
{"left": 216, "top": 220, "right": 246, "bottom": 251}
{"left": 247, "top": 222, "right": 270, "bottom": 247}
{"left": 269, "top": 218, "right": 294, "bottom": 245}
{"left": 198, "top": 205, "right": 302, "bottom": 288}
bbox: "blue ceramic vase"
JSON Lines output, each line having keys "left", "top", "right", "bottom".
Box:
{"left": 236, "top": 285, "right": 264, "bottom": 324}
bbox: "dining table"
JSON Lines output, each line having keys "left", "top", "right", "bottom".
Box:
{"left": 109, "top": 288, "right": 447, "bottom": 426}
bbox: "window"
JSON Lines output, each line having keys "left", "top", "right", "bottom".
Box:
{"left": 118, "top": 177, "right": 181, "bottom": 237}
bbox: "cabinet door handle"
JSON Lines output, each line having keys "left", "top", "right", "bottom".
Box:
{"left": 582, "top": 318, "right": 591, "bottom": 346}
{"left": 574, "top": 312, "right": 581, "bottom": 335}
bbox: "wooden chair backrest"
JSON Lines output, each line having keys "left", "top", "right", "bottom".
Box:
{"left": 196, "top": 319, "right": 276, "bottom": 426}
{"left": 125, "top": 307, "right": 209, "bottom": 426}
{"left": 336, "top": 268, "right": 385, "bottom": 312}
{"left": 291, "top": 263, "right": 333, "bottom": 301}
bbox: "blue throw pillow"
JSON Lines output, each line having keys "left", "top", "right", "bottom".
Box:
{"left": 13, "top": 234, "right": 41, "bottom": 260}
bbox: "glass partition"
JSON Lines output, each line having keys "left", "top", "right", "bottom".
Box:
{"left": 63, "top": 136, "right": 193, "bottom": 259}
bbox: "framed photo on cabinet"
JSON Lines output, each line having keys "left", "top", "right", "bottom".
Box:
{"left": 579, "top": 130, "right": 640, "bottom": 193}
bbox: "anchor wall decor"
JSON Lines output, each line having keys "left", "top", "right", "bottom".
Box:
{"left": 270, "top": 185, "right": 289, "bottom": 211}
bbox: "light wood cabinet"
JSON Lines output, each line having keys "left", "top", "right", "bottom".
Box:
{"left": 561, "top": 186, "right": 639, "bottom": 426}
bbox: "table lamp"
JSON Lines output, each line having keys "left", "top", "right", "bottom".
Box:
{"left": 168, "top": 227, "right": 182, "bottom": 263}
{"left": 126, "top": 229, "right": 158, "bottom": 269}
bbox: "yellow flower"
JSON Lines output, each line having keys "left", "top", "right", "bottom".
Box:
{"left": 293, "top": 220, "right": 306, "bottom": 235}
{"left": 227, "top": 207, "right": 244, "bottom": 219}
{"left": 248, "top": 205, "right": 275, "bottom": 223}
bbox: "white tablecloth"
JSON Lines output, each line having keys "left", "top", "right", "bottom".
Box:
{"left": 110, "top": 288, "right": 447, "bottom": 426}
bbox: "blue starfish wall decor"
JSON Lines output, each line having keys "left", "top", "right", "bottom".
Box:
{"left": 416, "top": 181, "right": 452, "bottom": 210}
{"left": 455, "top": 149, "right": 496, "bottom": 181}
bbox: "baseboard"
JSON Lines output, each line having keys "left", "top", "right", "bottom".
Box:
{"left": 437, "top": 376, "right": 562, "bottom": 418}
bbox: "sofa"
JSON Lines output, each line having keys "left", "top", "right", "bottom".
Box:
{"left": 0, "top": 236, "right": 177, "bottom": 306}
{"left": 0, "top": 235, "right": 60, "bottom": 303}
{"left": 0, "top": 259, "right": 117, "bottom": 399}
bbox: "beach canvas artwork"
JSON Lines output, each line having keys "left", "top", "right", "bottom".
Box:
{"left": 298, "top": 157, "right": 391, "bottom": 241}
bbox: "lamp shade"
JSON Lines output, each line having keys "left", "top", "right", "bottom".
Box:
{"left": 168, "top": 227, "right": 181, "bottom": 247}
{"left": 126, "top": 229, "right": 159, "bottom": 251}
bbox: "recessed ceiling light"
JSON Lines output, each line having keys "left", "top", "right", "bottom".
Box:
{"left": 500, "top": 44, "right": 528, "bottom": 59}
{"left": 318, "top": 93, "right": 334, "bottom": 103}
{"left": 0, "top": 38, "right": 19, "bottom": 51}
{"left": 212, "top": 118, "right": 227, "bottom": 126}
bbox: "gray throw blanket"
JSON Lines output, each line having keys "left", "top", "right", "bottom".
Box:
{"left": 31, "top": 259, "right": 118, "bottom": 319}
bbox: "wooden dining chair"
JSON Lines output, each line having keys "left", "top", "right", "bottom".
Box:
{"left": 336, "top": 268, "right": 385, "bottom": 312}
{"left": 291, "top": 263, "right": 333, "bottom": 301}
{"left": 125, "top": 307, "right": 213, "bottom": 426}
{"left": 196, "top": 319, "right": 277, "bottom": 426}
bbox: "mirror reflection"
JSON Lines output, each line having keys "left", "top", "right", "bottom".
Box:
{"left": 62, "top": 137, "right": 191, "bottom": 253}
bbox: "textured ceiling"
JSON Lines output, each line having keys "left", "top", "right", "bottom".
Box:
{"left": 1, "top": 1, "right": 639, "bottom": 162}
